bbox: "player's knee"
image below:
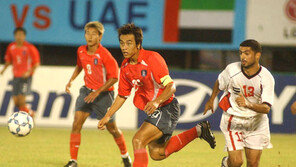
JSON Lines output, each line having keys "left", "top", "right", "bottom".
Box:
{"left": 230, "top": 158, "right": 243, "bottom": 167}
{"left": 247, "top": 159, "right": 259, "bottom": 167}
{"left": 106, "top": 125, "right": 120, "bottom": 136}
{"left": 149, "top": 152, "right": 162, "bottom": 161}
{"left": 148, "top": 148, "right": 164, "bottom": 161}
{"left": 132, "top": 136, "right": 145, "bottom": 148}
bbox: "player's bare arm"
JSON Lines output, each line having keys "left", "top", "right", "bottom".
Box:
{"left": 65, "top": 65, "right": 83, "bottom": 94}
{"left": 84, "top": 78, "right": 118, "bottom": 103}
{"left": 98, "top": 95, "right": 127, "bottom": 130}
{"left": 144, "top": 82, "right": 176, "bottom": 115}
{"left": 203, "top": 80, "right": 221, "bottom": 115}
{"left": 235, "top": 93, "right": 271, "bottom": 114}
{"left": 0, "top": 62, "right": 11, "bottom": 75}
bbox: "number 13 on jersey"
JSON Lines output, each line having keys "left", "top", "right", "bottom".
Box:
{"left": 243, "top": 85, "right": 254, "bottom": 97}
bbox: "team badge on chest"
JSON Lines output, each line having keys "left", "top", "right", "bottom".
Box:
{"left": 94, "top": 58, "right": 98, "bottom": 65}
{"left": 141, "top": 70, "right": 147, "bottom": 77}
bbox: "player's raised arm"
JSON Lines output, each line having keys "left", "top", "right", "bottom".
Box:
{"left": 203, "top": 80, "right": 221, "bottom": 115}
{"left": 98, "top": 95, "right": 127, "bottom": 130}
{"left": 65, "top": 65, "right": 83, "bottom": 94}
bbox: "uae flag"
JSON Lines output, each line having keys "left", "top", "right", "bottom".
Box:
{"left": 163, "top": 0, "right": 235, "bottom": 43}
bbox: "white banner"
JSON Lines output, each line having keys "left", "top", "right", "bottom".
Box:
{"left": 0, "top": 66, "right": 138, "bottom": 129}
{"left": 247, "top": 0, "right": 296, "bottom": 46}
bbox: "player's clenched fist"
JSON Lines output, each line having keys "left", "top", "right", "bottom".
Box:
{"left": 98, "top": 116, "right": 110, "bottom": 130}
{"left": 235, "top": 93, "right": 247, "bottom": 107}
{"left": 144, "top": 100, "right": 160, "bottom": 115}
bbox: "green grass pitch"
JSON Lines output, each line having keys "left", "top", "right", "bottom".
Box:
{"left": 0, "top": 126, "right": 295, "bottom": 167}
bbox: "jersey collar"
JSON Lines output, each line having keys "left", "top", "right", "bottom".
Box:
{"left": 241, "top": 66, "right": 262, "bottom": 79}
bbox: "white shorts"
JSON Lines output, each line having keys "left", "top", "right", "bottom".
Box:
{"left": 220, "top": 112, "right": 272, "bottom": 151}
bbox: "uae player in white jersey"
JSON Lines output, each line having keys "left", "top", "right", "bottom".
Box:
{"left": 204, "top": 39, "right": 275, "bottom": 167}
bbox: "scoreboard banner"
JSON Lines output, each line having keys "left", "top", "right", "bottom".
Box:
{"left": 0, "top": 66, "right": 295, "bottom": 133}
{"left": 0, "top": 0, "right": 246, "bottom": 50}
{"left": 247, "top": 0, "right": 296, "bottom": 46}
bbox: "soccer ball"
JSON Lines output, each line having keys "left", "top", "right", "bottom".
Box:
{"left": 7, "top": 111, "right": 34, "bottom": 137}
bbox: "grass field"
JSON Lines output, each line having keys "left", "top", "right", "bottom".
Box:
{"left": 0, "top": 126, "right": 295, "bottom": 167}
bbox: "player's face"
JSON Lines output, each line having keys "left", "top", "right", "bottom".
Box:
{"left": 14, "top": 31, "right": 26, "bottom": 44}
{"left": 85, "top": 27, "right": 101, "bottom": 47}
{"left": 119, "top": 34, "right": 140, "bottom": 59}
{"left": 239, "top": 47, "right": 259, "bottom": 69}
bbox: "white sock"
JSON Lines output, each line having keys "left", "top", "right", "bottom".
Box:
{"left": 121, "top": 152, "right": 129, "bottom": 158}
{"left": 70, "top": 159, "right": 77, "bottom": 163}
{"left": 222, "top": 157, "right": 229, "bottom": 167}
{"left": 196, "top": 125, "right": 202, "bottom": 137}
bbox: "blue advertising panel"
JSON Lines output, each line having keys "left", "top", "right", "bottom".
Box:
{"left": 137, "top": 71, "right": 296, "bottom": 133}
{"left": 0, "top": 0, "right": 246, "bottom": 50}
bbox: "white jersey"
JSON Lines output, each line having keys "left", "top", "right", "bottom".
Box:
{"left": 218, "top": 62, "right": 275, "bottom": 117}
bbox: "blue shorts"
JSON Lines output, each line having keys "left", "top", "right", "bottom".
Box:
{"left": 12, "top": 77, "right": 32, "bottom": 96}
{"left": 144, "top": 98, "right": 180, "bottom": 143}
{"left": 75, "top": 86, "right": 115, "bottom": 121}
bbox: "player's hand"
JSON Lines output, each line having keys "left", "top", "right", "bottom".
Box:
{"left": 65, "top": 82, "right": 72, "bottom": 94}
{"left": 84, "top": 91, "right": 100, "bottom": 103}
{"left": 22, "top": 71, "right": 30, "bottom": 78}
{"left": 203, "top": 100, "right": 214, "bottom": 115}
{"left": 144, "top": 100, "right": 160, "bottom": 115}
{"left": 98, "top": 116, "right": 110, "bottom": 130}
{"left": 236, "top": 93, "right": 247, "bottom": 107}
{"left": 0, "top": 70, "right": 4, "bottom": 75}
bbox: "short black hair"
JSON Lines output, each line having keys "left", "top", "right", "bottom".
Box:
{"left": 13, "top": 27, "right": 26, "bottom": 35}
{"left": 240, "top": 39, "right": 262, "bottom": 53}
{"left": 118, "top": 23, "right": 143, "bottom": 46}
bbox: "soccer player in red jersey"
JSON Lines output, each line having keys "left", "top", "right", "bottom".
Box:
{"left": 0, "top": 27, "right": 40, "bottom": 117}
{"left": 64, "top": 21, "right": 131, "bottom": 167}
{"left": 98, "top": 23, "right": 216, "bottom": 167}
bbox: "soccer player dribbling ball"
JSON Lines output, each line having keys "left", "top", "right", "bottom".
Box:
{"left": 64, "top": 21, "right": 131, "bottom": 167}
{"left": 98, "top": 23, "right": 216, "bottom": 167}
{"left": 0, "top": 27, "right": 40, "bottom": 118}
{"left": 204, "top": 39, "right": 275, "bottom": 167}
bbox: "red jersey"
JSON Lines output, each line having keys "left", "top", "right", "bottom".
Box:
{"left": 77, "top": 44, "right": 119, "bottom": 91}
{"left": 5, "top": 41, "right": 40, "bottom": 77}
{"left": 118, "top": 49, "right": 174, "bottom": 110}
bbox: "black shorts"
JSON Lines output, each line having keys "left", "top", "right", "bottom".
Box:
{"left": 144, "top": 98, "right": 180, "bottom": 144}
{"left": 12, "top": 77, "right": 32, "bottom": 96}
{"left": 75, "top": 86, "right": 115, "bottom": 121}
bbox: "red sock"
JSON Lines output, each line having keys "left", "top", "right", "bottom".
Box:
{"left": 70, "top": 133, "right": 81, "bottom": 160}
{"left": 165, "top": 127, "right": 198, "bottom": 157}
{"left": 19, "top": 106, "right": 29, "bottom": 113}
{"left": 114, "top": 133, "right": 128, "bottom": 155}
{"left": 133, "top": 149, "right": 148, "bottom": 167}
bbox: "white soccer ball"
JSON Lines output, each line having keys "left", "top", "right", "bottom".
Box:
{"left": 7, "top": 111, "right": 34, "bottom": 137}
